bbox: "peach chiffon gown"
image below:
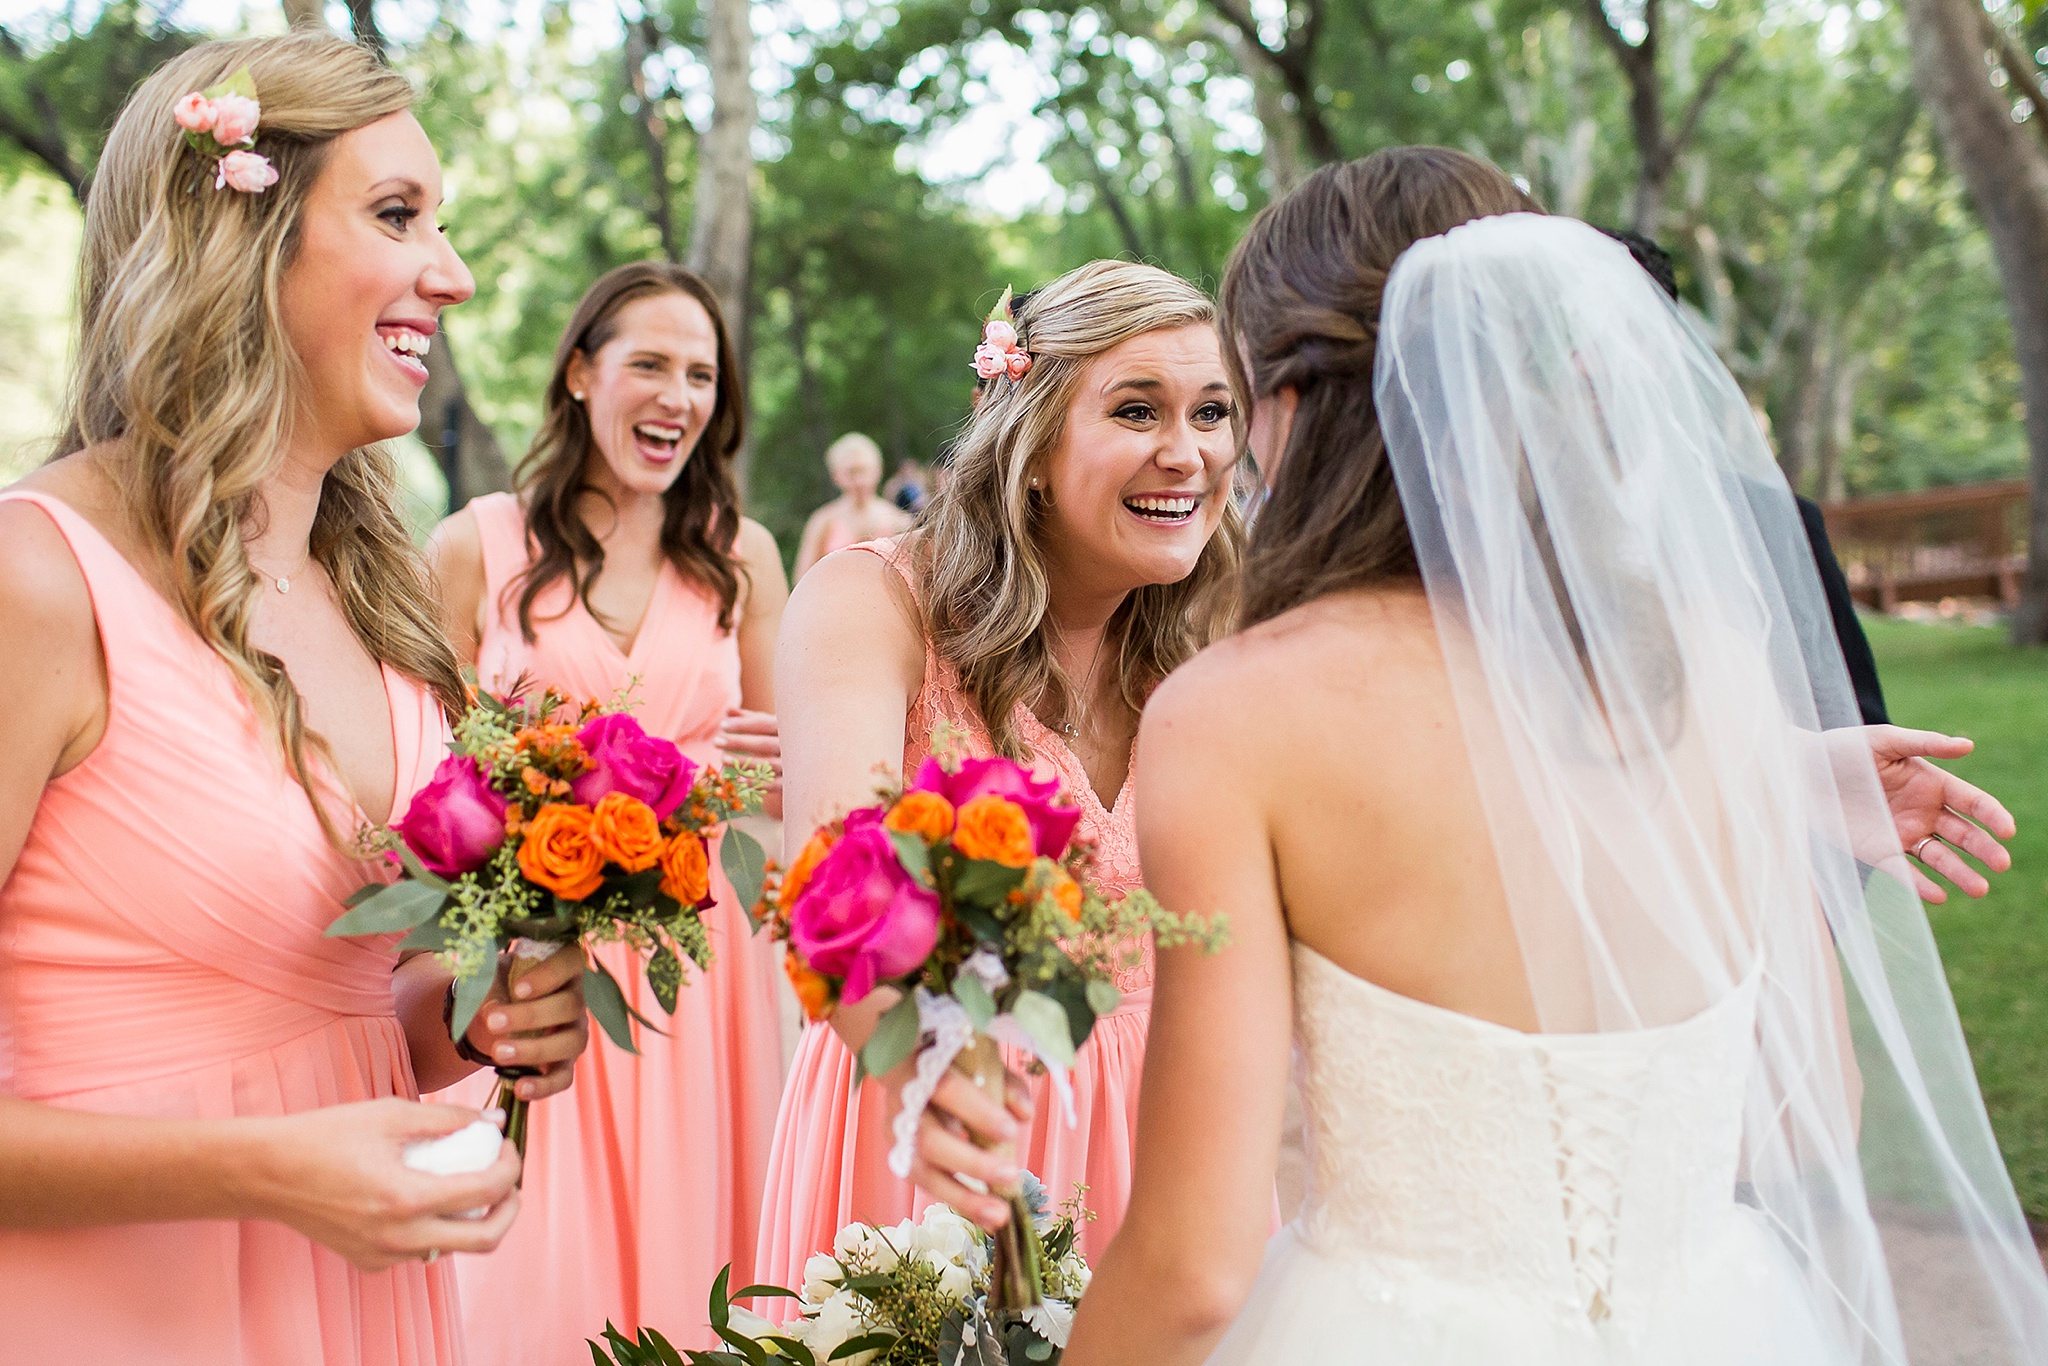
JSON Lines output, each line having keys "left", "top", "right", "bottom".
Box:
{"left": 434, "top": 492, "right": 783, "bottom": 1361}
{"left": 0, "top": 491, "right": 461, "bottom": 1363}
{"left": 754, "top": 537, "right": 1152, "bottom": 1295}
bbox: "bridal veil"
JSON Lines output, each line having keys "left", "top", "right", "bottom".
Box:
{"left": 1373, "top": 213, "right": 2048, "bottom": 1364}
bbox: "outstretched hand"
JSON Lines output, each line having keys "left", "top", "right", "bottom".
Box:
{"left": 1863, "top": 726, "right": 2016, "bottom": 903}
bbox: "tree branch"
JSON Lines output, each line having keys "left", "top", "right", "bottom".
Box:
{"left": 1670, "top": 42, "right": 1745, "bottom": 162}
{"left": 623, "top": 8, "right": 678, "bottom": 261}
{"left": 0, "top": 98, "right": 85, "bottom": 198}
{"left": 1982, "top": 7, "right": 2048, "bottom": 158}
{"left": 1581, "top": 0, "right": 1647, "bottom": 71}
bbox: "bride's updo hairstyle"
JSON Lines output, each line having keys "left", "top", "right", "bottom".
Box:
{"left": 1221, "top": 147, "right": 1538, "bottom": 625}
{"left": 59, "top": 32, "right": 465, "bottom": 817}
{"left": 916, "top": 260, "right": 1245, "bottom": 759}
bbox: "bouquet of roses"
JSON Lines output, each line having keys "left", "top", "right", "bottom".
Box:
{"left": 757, "top": 744, "right": 1225, "bottom": 1309}
{"left": 328, "top": 684, "right": 770, "bottom": 1153}
{"left": 592, "top": 1180, "right": 1093, "bottom": 1366}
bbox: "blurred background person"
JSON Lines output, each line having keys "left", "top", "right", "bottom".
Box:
{"left": 793, "top": 432, "right": 913, "bottom": 580}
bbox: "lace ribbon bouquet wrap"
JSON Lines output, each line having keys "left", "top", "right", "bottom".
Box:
{"left": 329, "top": 684, "right": 771, "bottom": 1154}
{"left": 760, "top": 744, "right": 1226, "bottom": 1310}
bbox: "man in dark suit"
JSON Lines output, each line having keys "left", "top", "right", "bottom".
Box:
{"left": 1601, "top": 228, "right": 1890, "bottom": 725}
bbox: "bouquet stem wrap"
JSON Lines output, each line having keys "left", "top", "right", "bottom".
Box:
{"left": 490, "top": 939, "right": 567, "bottom": 1161}
{"left": 955, "top": 1033, "right": 1044, "bottom": 1311}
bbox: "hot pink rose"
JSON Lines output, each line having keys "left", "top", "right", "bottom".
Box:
{"left": 983, "top": 319, "right": 1018, "bottom": 351}
{"left": 209, "top": 93, "right": 261, "bottom": 146}
{"left": 1004, "top": 348, "right": 1032, "bottom": 381}
{"left": 173, "top": 92, "right": 217, "bottom": 133}
{"left": 911, "top": 755, "right": 1080, "bottom": 857}
{"left": 789, "top": 823, "right": 941, "bottom": 1005}
{"left": 394, "top": 755, "right": 509, "bottom": 878}
{"left": 569, "top": 713, "right": 699, "bottom": 818}
{"left": 215, "top": 150, "right": 278, "bottom": 193}
{"left": 972, "top": 342, "right": 1007, "bottom": 379}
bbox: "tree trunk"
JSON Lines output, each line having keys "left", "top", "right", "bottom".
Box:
{"left": 1903, "top": 0, "right": 2048, "bottom": 643}
{"left": 624, "top": 12, "right": 679, "bottom": 262}
{"left": 687, "top": 0, "right": 754, "bottom": 491}
{"left": 419, "top": 330, "right": 512, "bottom": 513}
{"left": 280, "top": 0, "right": 324, "bottom": 27}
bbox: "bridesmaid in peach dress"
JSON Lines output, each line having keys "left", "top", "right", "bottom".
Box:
{"left": 756, "top": 260, "right": 1244, "bottom": 1291}
{"left": 0, "top": 33, "right": 588, "bottom": 1365}
{"left": 428, "top": 262, "right": 790, "bottom": 1362}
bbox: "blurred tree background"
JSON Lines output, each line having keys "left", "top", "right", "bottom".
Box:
{"left": 0, "top": 0, "right": 2038, "bottom": 560}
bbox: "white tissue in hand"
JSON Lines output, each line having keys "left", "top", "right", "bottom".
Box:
{"left": 402, "top": 1120, "right": 503, "bottom": 1176}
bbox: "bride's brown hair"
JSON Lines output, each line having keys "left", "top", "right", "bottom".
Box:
{"left": 1220, "top": 146, "right": 1538, "bottom": 625}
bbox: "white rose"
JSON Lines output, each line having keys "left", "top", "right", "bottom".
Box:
{"left": 796, "top": 1289, "right": 879, "bottom": 1366}
{"left": 727, "top": 1305, "right": 781, "bottom": 1341}
{"left": 800, "top": 1252, "right": 842, "bottom": 1305}
{"left": 913, "top": 1206, "right": 985, "bottom": 1269}
{"left": 934, "top": 1258, "right": 974, "bottom": 1302}
{"left": 832, "top": 1223, "right": 900, "bottom": 1274}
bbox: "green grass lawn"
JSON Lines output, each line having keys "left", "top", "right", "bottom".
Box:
{"left": 1864, "top": 616, "right": 2048, "bottom": 1220}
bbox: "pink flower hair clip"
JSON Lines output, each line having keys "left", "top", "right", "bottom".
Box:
{"left": 972, "top": 286, "right": 1032, "bottom": 384}
{"left": 173, "top": 67, "right": 278, "bottom": 195}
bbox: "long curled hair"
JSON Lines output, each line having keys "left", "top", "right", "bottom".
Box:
{"left": 58, "top": 31, "right": 465, "bottom": 832}
{"left": 509, "top": 262, "right": 745, "bottom": 640}
{"left": 1220, "top": 147, "right": 1539, "bottom": 625}
{"left": 915, "top": 260, "right": 1245, "bottom": 759}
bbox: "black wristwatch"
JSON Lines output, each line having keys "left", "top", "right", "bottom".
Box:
{"left": 443, "top": 981, "right": 497, "bottom": 1068}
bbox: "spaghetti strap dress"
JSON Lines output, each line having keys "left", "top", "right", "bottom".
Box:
{"left": 433, "top": 491, "right": 784, "bottom": 1362}
{"left": 0, "top": 490, "right": 460, "bottom": 1364}
{"left": 753, "top": 536, "right": 1150, "bottom": 1296}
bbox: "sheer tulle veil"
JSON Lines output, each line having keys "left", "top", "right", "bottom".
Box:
{"left": 1373, "top": 213, "right": 2048, "bottom": 1363}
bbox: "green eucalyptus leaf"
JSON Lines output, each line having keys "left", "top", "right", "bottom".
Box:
{"left": 721, "top": 826, "right": 768, "bottom": 911}
{"left": 396, "top": 918, "right": 459, "bottom": 953}
{"left": 646, "top": 944, "right": 682, "bottom": 1014}
{"left": 1085, "top": 980, "right": 1122, "bottom": 1017}
{"left": 449, "top": 960, "right": 496, "bottom": 1043}
{"left": 326, "top": 880, "right": 447, "bottom": 937}
{"left": 858, "top": 993, "right": 921, "bottom": 1078}
{"left": 950, "top": 858, "right": 1027, "bottom": 907}
{"left": 952, "top": 974, "right": 997, "bottom": 1031}
{"left": 583, "top": 962, "right": 641, "bottom": 1054}
{"left": 1009, "top": 990, "right": 1077, "bottom": 1069}
{"left": 887, "top": 828, "right": 932, "bottom": 882}
{"left": 203, "top": 64, "right": 258, "bottom": 102}
{"left": 392, "top": 842, "right": 454, "bottom": 893}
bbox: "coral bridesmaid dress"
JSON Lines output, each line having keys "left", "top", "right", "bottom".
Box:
{"left": 0, "top": 491, "right": 460, "bottom": 1364}
{"left": 753, "top": 537, "right": 1151, "bottom": 1296}
{"left": 435, "top": 492, "right": 783, "bottom": 1361}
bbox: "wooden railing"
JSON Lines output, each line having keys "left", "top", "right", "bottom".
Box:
{"left": 1819, "top": 480, "right": 2030, "bottom": 611}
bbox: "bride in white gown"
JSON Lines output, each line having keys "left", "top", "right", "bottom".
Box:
{"left": 1060, "top": 147, "right": 2048, "bottom": 1366}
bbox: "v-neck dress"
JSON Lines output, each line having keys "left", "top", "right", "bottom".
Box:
{"left": 753, "top": 536, "right": 1151, "bottom": 1297}
{"left": 434, "top": 491, "right": 783, "bottom": 1363}
{"left": 0, "top": 491, "right": 459, "bottom": 1364}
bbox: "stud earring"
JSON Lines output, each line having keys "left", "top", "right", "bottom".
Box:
{"left": 572, "top": 391, "right": 586, "bottom": 402}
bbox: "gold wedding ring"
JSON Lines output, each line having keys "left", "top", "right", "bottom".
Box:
{"left": 1912, "top": 836, "right": 1940, "bottom": 862}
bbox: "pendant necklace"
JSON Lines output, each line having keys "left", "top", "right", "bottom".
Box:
{"left": 251, "top": 551, "right": 313, "bottom": 595}
{"left": 1059, "top": 626, "right": 1110, "bottom": 741}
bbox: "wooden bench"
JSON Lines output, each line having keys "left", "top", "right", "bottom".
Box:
{"left": 1819, "top": 480, "right": 2029, "bottom": 611}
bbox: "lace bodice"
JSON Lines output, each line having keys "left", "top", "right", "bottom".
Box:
{"left": 1289, "top": 943, "right": 1760, "bottom": 1340}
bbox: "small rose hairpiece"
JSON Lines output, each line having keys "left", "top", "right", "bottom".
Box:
{"left": 174, "top": 67, "right": 278, "bottom": 195}
{"left": 972, "top": 286, "right": 1031, "bottom": 384}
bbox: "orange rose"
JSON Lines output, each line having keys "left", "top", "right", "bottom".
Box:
{"left": 777, "top": 828, "right": 838, "bottom": 911}
{"left": 785, "top": 948, "right": 835, "bottom": 1021}
{"left": 591, "top": 791, "right": 664, "bottom": 872}
{"left": 884, "top": 790, "right": 955, "bottom": 843}
{"left": 659, "top": 831, "right": 711, "bottom": 905}
{"left": 517, "top": 803, "right": 605, "bottom": 901}
{"left": 1050, "top": 870, "right": 1083, "bottom": 922}
{"left": 951, "top": 795, "right": 1035, "bottom": 868}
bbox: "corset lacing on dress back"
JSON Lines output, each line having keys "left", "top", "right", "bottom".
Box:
{"left": 1289, "top": 942, "right": 1762, "bottom": 1344}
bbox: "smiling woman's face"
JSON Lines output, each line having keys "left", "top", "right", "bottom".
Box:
{"left": 567, "top": 290, "right": 721, "bottom": 501}
{"left": 278, "top": 110, "right": 473, "bottom": 458}
{"left": 1037, "top": 322, "right": 1238, "bottom": 597}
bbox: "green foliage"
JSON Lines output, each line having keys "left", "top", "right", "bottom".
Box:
{"left": 0, "top": 1, "right": 193, "bottom": 194}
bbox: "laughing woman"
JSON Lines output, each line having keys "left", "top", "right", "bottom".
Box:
{"left": 427, "top": 261, "right": 790, "bottom": 1362}
{"left": 0, "top": 32, "right": 594, "bottom": 1365}
{"left": 755, "top": 260, "right": 1244, "bottom": 1291}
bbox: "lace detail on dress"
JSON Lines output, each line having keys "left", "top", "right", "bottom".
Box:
{"left": 1289, "top": 943, "right": 1760, "bottom": 1338}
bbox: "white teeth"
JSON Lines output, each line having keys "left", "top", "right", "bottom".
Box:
{"left": 1126, "top": 495, "right": 1198, "bottom": 517}
{"left": 635, "top": 424, "right": 684, "bottom": 443}
{"left": 381, "top": 331, "right": 431, "bottom": 358}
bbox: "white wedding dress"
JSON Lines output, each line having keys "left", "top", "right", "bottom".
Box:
{"left": 1205, "top": 944, "right": 1841, "bottom": 1364}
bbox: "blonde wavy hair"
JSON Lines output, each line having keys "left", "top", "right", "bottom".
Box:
{"left": 914, "top": 260, "right": 1244, "bottom": 759}
{"left": 58, "top": 31, "right": 465, "bottom": 832}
